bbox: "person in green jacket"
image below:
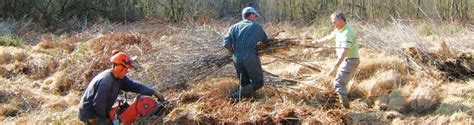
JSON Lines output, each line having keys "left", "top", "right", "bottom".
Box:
{"left": 314, "top": 12, "right": 360, "bottom": 109}
{"left": 224, "top": 7, "right": 269, "bottom": 100}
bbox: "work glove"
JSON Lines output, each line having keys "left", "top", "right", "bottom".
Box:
{"left": 257, "top": 42, "right": 268, "bottom": 51}
{"left": 327, "top": 66, "right": 338, "bottom": 77}
{"left": 154, "top": 92, "right": 165, "bottom": 102}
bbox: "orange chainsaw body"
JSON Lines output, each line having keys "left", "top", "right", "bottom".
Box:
{"left": 109, "top": 95, "right": 157, "bottom": 125}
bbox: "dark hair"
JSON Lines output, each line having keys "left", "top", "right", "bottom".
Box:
{"left": 331, "top": 12, "right": 346, "bottom": 22}
{"left": 244, "top": 13, "right": 254, "bottom": 19}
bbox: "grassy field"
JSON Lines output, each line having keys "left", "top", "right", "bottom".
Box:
{"left": 0, "top": 19, "right": 473, "bottom": 124}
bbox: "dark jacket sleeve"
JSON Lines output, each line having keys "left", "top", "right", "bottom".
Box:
{"left": 93, "top": 79, "right": 112, "bottom": 119}
{"left": 257, "top": 24, "right": 268, "bottom": 42}
{"left": 224, "top": 26, "right": 234, "bottom": 49}
{"left": 121, "top": 77, "right": 155, "bottom": 96}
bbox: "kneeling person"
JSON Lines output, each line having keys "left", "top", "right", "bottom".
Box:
{"left": 78, "top": 51, "right": 164, "bottom": 124}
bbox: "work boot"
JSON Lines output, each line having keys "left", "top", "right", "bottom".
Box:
{"left": 339, "top": 94, "right": 350, "bottom": 109}
{"left": 231, "top": 85, "right": 256, "bottom": 97}
{"left": 229, "top": 92, "right": 242, "bottom": 103}
{"left": 230, "top": 92, "right": 241, "bottom": 99}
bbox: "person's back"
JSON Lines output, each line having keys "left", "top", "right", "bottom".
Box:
{"left": 223, "top": 7, "right": 268, "bottom": 100}
{"left": 79, "top": 69, "right": 117, "bottom": 121}
{"left": 228, "top": 20, "right": 267, "bottom": 60}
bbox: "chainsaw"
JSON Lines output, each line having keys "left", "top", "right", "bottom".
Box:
{"left": 108, "top": 95, "right": 168, "bottom": 125}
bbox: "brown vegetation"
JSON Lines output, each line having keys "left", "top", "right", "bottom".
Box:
{"left": 0, "top": 20, "right": 473, "bottom": 124}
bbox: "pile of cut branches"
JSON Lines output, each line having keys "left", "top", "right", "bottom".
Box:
{"left": 183, "top": 33, "right": 320, "bottom": 85}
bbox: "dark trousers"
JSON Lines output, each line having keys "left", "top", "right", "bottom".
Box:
{"left": 231, "top": 56, "right": 264, "bottom": 98}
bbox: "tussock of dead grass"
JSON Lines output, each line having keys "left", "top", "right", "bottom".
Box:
{"left": 27, "top": 53, "right": 58, "bottom": 80}
{"left": 407, "top": 83, "right": 440, "bottom": 114}
{"left": 0, "top": 47, "right": 12, "bottom": 64}
{"left": 32, "top": 31, "right": 155, "bottom": 95}
{"left": 0, "top": 46, "right": 28, "bottom": 65}
{"left": 64, "top": 92, "right": 81, "bottom": 106}
{"left": 0, "top": 65, "right": 7, "bottom": 78}
{"left": 0, "top": 104, "right": 19, "bottom": 117}
{"left": 41, "top": 71, "right": 74, "bottom": 95}
{"left": 359, "top": 69, "right": 404, "bottom": 98}
{"left": 42, "top": 99, "right": 69, "bottom": 111}
{"left": 352, "top": 99, "right": 371, "bottom": 111}
{"left": 0, "top": 93, "right": 15, "bottom": 117}
{"left": 376, "top": 89, "right": 409, "bottom": 113}
{"left": 0, "top": 48, "right": 31, "bottom": 79}
{"left": 0, "top": 88, "right": 43, "bottom": 118}
{"left": 12, "top": 48, "right": 27, "bottom": 62}
{"left": 356, "top": 56, "right": 407, "bottom": 82}
{"left": 36, "top": 35, "right": 78, "bottom": 53}
{"left": 88, "top": 31, "right": 152, "bottom": 54}
{"left": 37, "top": 35, "right": 56, "bottom": 49}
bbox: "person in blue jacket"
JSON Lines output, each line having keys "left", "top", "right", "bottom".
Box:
{"left": 224, "top": 7, "right": 269, "bottom": 100}
{"left": 78, "top": 51, "right": 164, "bottom": 125}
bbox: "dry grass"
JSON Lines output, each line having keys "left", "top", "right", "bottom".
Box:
{"left": 376, "top": 89, "right": 409, "bottom": 113}
{"left": 0, "top": 87, "right": 44, "bottom": 118}
{"left": 41, "top": 99, "right": 69, "bottom": 111}
{"left": 264, "top": 62, "right": 309, "bottom": 77}
{"left": 0, "top": 20, "right": 473, "bottom": 124}
{"left": 407, "top": 83, "right": 440, "bottom": 114}
{"left": 0, "top": 47, "right": 12, "bottom": 64}
{"left": 358, "top": 69, "right": 406, "bottom": 98}
{"left": 36, "top": 34, "right": 78, "bottom": 53}
{"left": 27, "top": 53, "right": 57, "bottom": 80}
{"left": 0, "top": 46, "right": 28, "bottom": 65}
{"left": 436, "top": 96, "right": 471, "bottom": 115}
{"left": 355, "top": 56, "right": 407, "bottom": 82}
{"left": 11, "top": 48, "right": 27, "bottom": 62}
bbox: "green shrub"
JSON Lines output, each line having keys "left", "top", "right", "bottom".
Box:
{"left": 0, "top": 35, "right": 23, "bottom": 47}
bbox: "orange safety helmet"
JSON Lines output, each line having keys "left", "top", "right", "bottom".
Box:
{"left": 110, "top": 52, "right": 135, "bottom": 69}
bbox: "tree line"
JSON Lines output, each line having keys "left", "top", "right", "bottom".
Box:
{"left": 0, "top": 0, "right": 471, "bottom": 26}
